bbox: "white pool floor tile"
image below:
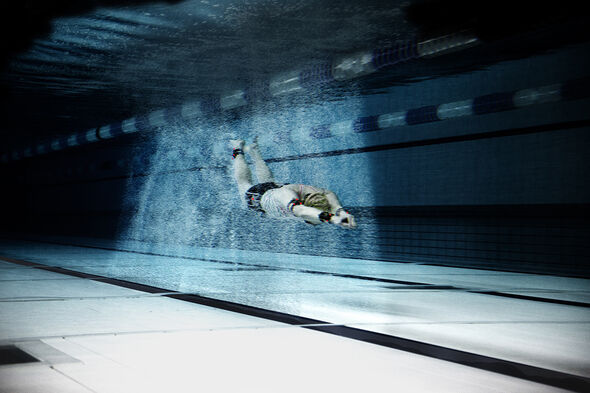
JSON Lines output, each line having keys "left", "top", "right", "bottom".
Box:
{"left": 41, "top": 328, "right": 572, "bottom": 393}
{"left": 1, "top": 239, "right": 588, "bottom": 392}
{"left": 0, "top": 363, "right": 93, "bottom": 393}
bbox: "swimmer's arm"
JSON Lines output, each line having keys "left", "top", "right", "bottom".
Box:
{"left": 277, "top": 186, "right": 349, "bottom": 225}
{"left": 295, "top": 185, "right": 343, "bottom": 214}
{"left": 291, "top": 204, "right": 326, "bottom": 225}
{"left": 322, "top": 189, "right": 357, "bottom": 229}
{"left": 324, "top": 190, "right": 343, "bottom": 214}
{"left": 274, "top": 187, "right": 324, "bottom": 224}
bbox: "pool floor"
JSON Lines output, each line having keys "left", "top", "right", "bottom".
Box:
{"left": 0, "top": 237, "right": 588, "bottom": 392}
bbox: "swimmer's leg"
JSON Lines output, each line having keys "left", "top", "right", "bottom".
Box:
{"left": 230, "top": 139, "right": 253, "bottom": 196}
{"left": 246, "top": 137, "right": 274, "bottom": 183}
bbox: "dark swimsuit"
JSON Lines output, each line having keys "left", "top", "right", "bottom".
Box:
{"left": 245, "top": 182, "right": 286, "bottom": 212}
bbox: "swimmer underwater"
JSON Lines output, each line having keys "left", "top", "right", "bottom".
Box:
{"left": 230, "top": 138, "right": 357, "bottom": 229}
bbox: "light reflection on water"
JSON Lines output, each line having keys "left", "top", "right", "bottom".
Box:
{"left": 119, "top": 84, "right": 378, "bottom": 258}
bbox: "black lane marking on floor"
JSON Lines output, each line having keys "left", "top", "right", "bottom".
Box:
{"left": 383, "top": 285, "right": 457, "bottom": 290}
{"left": 473, "top": 291, "right": 590, "bottom": 308}
{"left": 4, "top": 238, "right": 590, "bottom": 309}
{"left": 0, "top": 256, "right": 169, "bottom": 295}
{"left": 1, "top": 255, "right": 589, "bottom": 392}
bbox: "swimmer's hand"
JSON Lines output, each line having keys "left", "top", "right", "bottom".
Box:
{"left": 331, "top": 209, "right": 357, "bottom": 229}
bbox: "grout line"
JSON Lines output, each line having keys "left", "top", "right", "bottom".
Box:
{"left": 49, "top": 365, "right": 99, "bottom": 393}
{"left": 1, "top": 319, "right": 588, "bottom": 348}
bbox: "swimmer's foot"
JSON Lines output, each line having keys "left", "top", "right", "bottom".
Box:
{"left": 229, "top": 139, "right": 245, "bottom": 158}
{"left": 244, "top": 136, "right": 258, "bottom": 154}
{"left": 229, "top": 139, "right": 245, "bottom": 150}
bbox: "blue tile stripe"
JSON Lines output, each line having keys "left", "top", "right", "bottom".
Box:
{"left": 200, "top": 96, "right": 221, "bottom": 115}
{"left": 134, "top": 115, "right": 150, "bottom": 131}
{"left": 299, "top": 63, "right": 334, "bottom": 87}
{"left": 472, "top": 92, "right": 515, "bottom": 115}
{"left": 244, "top": 81, "right": 272, "bottom": 103}
{"left": 372, "top": 40, "right": 418, "bottom": 69}
{"left": 164, "top": 106, "right": 183, "bottom": 123}
{"left": 310, "top": 124, "right": 332, "bottom": 139}
{"left": 75, "top": 132, "right": 88, "bottom": 145}
{"left": 272, "top": 130, "right": 292, "bottom": 145}
{"left": 405, "top": 105, "right": 440, "bottom": 125}
{"left": 353, "top": 116, "right": 381, "bottom": 133}
{"left": 109, "top": 122, "right": 125, "bottom": 138}
{"left": 97, "top": 125, "right": 112, "bottom": 139}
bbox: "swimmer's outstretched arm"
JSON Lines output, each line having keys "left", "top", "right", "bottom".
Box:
{"left": 288, "top": 199, "right": 355, "bottom": 228}
{"left": 320, "top": 189, "right": 357, "bottom": 229}
{"left": 275, "top": 187, "right": 356, "bottom": 228}
{"left": 274, "top": 188, "right": 329, "bottom": 224}
{"left": 291, "top": 203, "right": 356, "bottom": 228}
{"left": 290, "top": 204, "right": 327, "bottom": 225}
{"left": 324, "top": 190, "right": 343, "bottom": 214}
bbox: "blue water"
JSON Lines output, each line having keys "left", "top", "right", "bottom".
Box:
{"left": 1, "top": 5, "right": 589, "bottom": 390}
{"left": 1, "top": 1, "right": 589, "bottom": 277}
{"left": 97, "top": 41, "right": 590, "bottom": 277}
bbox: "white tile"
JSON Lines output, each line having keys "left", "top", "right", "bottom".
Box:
{"left": 212, "top": 289, "right": 590, "bottom": 377}
{"left": 0, "top": 295, "right": 283, "bottom": 342}
{"left": 1, "top": 238, "right": 587, "bottom": 392}
{"left": 0, "top": 278, "right": 142, "bottom": 299}
{"left": 0, "top": 264, "right": 283, "bottom": 342}
{"left": 0, "top": 364, "right": 92, "bottom": 393}
{"left": 46, "top": 328, "right": 570, "bottom": 393}
{"left": 16, "top": 340, "right": 79, "bottom": 365}
{"left": 349, "top": 321, "right": 590, "bottom": 378}
{"left": 0, "top": 264, "right": 71, "bottom": 282}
